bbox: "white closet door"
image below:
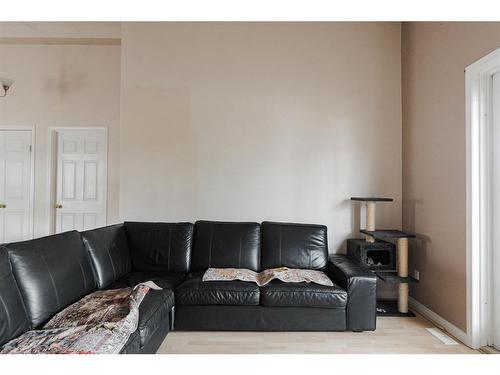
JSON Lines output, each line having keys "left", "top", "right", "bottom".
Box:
{"left": 492, "top": 73, "right": 500, "bottom": 350}
{"left": 55, "top": 129, "right": 107, "bottom": 233}
{"left": 0, "top": 130, "right": 32, "bottom": 244}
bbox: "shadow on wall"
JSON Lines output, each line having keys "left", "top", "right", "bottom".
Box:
{"left": 349, "top": 200, "right": 361, "bottom": 240}
{"left": 404, "top": 198, "right": 431, "bottom": 286}
{"left": 45, "top": 65, "right": 87, "bottom": 94}
{"left": 328, "top": 199, "right": 361, "bottom": 255}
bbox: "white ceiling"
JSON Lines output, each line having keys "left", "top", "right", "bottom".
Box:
{"left": 0, "top": 22, "right": 121, "bottom": 39}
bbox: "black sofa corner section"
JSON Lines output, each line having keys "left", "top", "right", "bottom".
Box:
{"left": 326, "top": 255, "right": 377, "bottom": 331}
{"left": 0, "top": 220, "right": 377, "bottom": 354}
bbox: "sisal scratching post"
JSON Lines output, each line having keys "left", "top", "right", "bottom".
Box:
{"left": 365, "top": 201, "right": 376, "bottom": 243}
{"left": 397, "top": 237, "right": 409, "bottom": 313}
{"left": 398, "top": 283, "right": 409, "bottom": 313}
{"left": 396, "top": 238, "right": 408, "bottom": 277}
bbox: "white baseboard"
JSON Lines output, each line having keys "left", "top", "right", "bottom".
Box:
{"left": 409, "top": 297, "right": 471, "bottom": 348}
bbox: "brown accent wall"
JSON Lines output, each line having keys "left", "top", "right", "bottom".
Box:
{"left": 402, "top": 22, "right": 500, "bottom": 331}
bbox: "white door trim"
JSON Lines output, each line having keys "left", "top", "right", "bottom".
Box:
{"left": 46, "top": 127, "right": 108, "bottom": 235}
{"left": 465, "top": 47, "right": 500, "bottom": 349}
{"left": 0, "top": 125, "right": 35, "bottom": 240}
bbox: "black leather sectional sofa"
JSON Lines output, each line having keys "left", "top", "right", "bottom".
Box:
{"left": 0, "top": 221, "right": 377, "bottom": 354}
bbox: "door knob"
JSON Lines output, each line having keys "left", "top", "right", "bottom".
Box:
{"left": 55, "top": 204, "right": 63, "bottom": 209}
{"left": 0, "top": 203, "right": 5, "bottom": 209}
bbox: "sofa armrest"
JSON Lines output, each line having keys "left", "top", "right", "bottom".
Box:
{"left": 325, "top": 254, "right": 377, "bottom": 331}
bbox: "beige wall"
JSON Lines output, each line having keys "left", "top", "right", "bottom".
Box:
{"left": 402, "top": 22, "right": 500, "bottom": 331}
{"left": 120, "top": 22, "right": 402, "bottom": 252}
{"left": 0, "top": 43, "right": 121, "bottom": 237}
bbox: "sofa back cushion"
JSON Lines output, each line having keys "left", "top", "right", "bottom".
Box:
{"left": 0, "top": 247, "right": 31, "bottom": 346}
{"left": 192, "top": 221, "right": 261, "bottom": 271}
{"left": 261, "top": 222, "right": 328, "bottom": 270}
{"left": 4, "top": 231, "right": 96, "bottom": 328}
{"left": 124, "top": 222, "right": 193, "bottom": 273}
{"left": 81, "top": 224, "right": 132, "bottom": 289}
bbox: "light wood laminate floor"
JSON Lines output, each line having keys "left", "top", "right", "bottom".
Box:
{"left": 157, "top": 313, "right": 477, "bottom": 354}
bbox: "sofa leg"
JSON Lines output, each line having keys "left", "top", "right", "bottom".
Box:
{"left": 170, "top": 306, "right": 175, "bottom": 330}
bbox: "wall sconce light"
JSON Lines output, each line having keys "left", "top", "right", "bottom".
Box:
{"left": 0, "top": 77, "right": 14, "bottom": 97}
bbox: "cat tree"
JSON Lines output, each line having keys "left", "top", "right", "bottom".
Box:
{"left": 350, "top": 197, "right": 416, "bottom": 315}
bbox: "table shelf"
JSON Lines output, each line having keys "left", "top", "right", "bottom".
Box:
{"left": 360, "top": 229, "right": 416, "bottom": 239}
{"left": 375, "top": 272, "right": 418, "bottom": 284}
{"left": 350, "top": 197, "right": 394, "bottom": 202}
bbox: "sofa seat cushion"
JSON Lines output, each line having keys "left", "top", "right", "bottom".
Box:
{"left": 120, "top": 329, "right": 142, "bottom": 354}
{"left": 107, "top": 271, "right": 185, "bottom": 291}
{"left": 136, "top": 289, "right": 174, "bottom": 348}
{"left": 260, "top": 280, "right": 347, "bottom": 309}
{"left": 175, "top": 274, "right": 260, "bottom": 306}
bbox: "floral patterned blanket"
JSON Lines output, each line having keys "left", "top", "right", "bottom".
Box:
{"left": 0, "top": 282, "right": 161, "bottom": 354}
{"left": 202, "top": 267, "right": 333, "bottom": 287}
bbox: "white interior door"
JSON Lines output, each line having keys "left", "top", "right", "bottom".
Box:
{"left": 492, "top": 73, "right": 500, "bottom": 350}
{"left": 0, "top": 130, "right": 33, "bottom": 244}
{"left": 55, "top": 129, "right": 107, "bottom": 233}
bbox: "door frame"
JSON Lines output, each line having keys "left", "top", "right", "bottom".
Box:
{"left": 0, "top": 125, "right": 36, "bottom": 240}
{"left": 46, "top": 127, "right": 108, "bottom": 235}
{"left": 465, "top": 47, "right": 500, "bottom": 349}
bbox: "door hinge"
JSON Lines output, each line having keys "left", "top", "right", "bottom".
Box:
{"left": 29, "top": 145, "right": 32, "bottom": 152}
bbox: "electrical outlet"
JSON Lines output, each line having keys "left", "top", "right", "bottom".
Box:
{"left": 414, "top": 270, "right": 420, "bottom": 281}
